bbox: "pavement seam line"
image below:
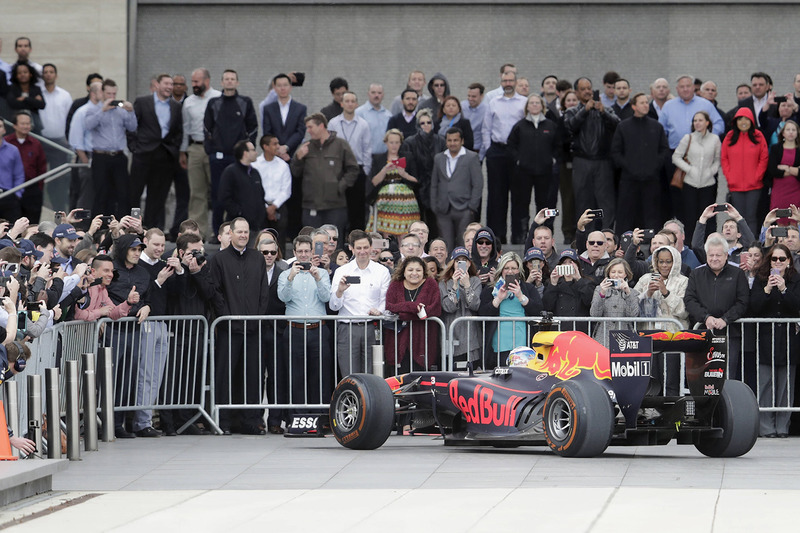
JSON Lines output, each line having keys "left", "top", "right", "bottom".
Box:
{"left": 586, "top": 485, "right": 618, "bottom": 532}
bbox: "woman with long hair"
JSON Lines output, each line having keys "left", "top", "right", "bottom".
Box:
{"left": 439, "top": 246, "right": 482, "bottom": 367}
{"left": 749, "top": 244, "right": 800, "bottom": 438}
{"left": 721, "top": 107, "right": 769, "bottom": 236}
{"left": 672, "top": 111, "right": 721, "bottom": 243}
{"left": 384, "top": 256, "right": 442, "bottom": 373}
{"left": 589, "top": 258, "right": 640, "bottom": 346}
{"left": 366, "top": 129, "right": 420, "bottom": 237}
{"left": 6, "top": 62, "right": 45, "bottom": 133}
{"left": 478, "top": 251, "right": 542, "bottom": 368}
{"left": 765, "top": 120, "right": 800, "bottom": 216}
{"left": 436, "top": 95, "right": 474, "bottom": 150}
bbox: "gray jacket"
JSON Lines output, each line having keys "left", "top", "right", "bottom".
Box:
{"left": 429, "top": 150, "right": 482, "bottom": 214}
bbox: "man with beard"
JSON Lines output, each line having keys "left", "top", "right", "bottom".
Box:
{"left": 387, "top": 89, "right": 419, "bottom": 140}
{"left": 181, "top": 68, "right": 221, "bottom": 236}
{"left": 402, "top": 109, "right": 445, "bottom": 237}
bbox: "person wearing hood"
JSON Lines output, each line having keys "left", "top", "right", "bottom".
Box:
{"left": 634, "top": 244, "right": 688, "bottom": 395}
{"left": 291, "top": 113, "right": 359, "bottom": 241}
{"left": 470, "top": 227, "right": 499, "bottom": 286}
{"left": 721, "top": 107, "right": 769, "bottom": 236}
{"left": 419, "top": 72, "right": 450, "bottom": 130}
{"left": 402, "top": 109, "right": 445, "bottom": 235}
{"left": 436, "top": 96, "right": 473, "bottom": 150}
{"left": 507, "top": 94, "right": 560, "bottom": 240}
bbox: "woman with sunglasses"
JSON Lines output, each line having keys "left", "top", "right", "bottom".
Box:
{"left": 402, "top": 109, "right": 446, "bottom": 235}
{"left": 366, "top": 128, "right": 420, "bottom": 236}
{"left": 377, "top": 249, "right": 395, "bottom": 272}
{"left": 439, "top": 246, "right": 482, "bottom": 368}
{"left": 479, "top": 251, "right": 542, "bottom": 369}
{"left": 749, "top": 243, "right": 800, "bottom": 438}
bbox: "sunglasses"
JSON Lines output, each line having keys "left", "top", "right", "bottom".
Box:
{"left": 419, "top": 121, "right": 432, "bottom": 125}
{"left": 587, "top": 241, "right": 604, "bottom": 246}
{"left": 261, "top": 250, "right": 278, "bottom": 256}
{"left": 379, "top": 257, "right": 393, "bottom": 263}
{"left": 771, "top": 256, "right": 789, "bottom": 262}
{"left": 476, "top": 240, "right": 491, "bottom": 245}
{"left": 432, "top": 83, "right": 445, "bottom": 88}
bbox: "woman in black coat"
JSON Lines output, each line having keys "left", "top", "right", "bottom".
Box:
{"left": 541, "top": 249, "right": 594, "bottom": 333}
{"left": 749, "top": 244, "right": 800, "bottom": 438}
{"left": 506, "top": 94, "right": 560, "bottom": 237}
{"left": 6, "top": 62, "right": 45, "bottom": 134}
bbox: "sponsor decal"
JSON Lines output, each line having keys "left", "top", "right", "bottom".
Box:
{"left": 531, "top": 331, "right": 611, "bottom": 381}
{"left": 536, "top": 373, "right": 547, "bottom": 381}
{"left": 671, "top": 331, "right": 708, "bottom": 342}
{"left": 494, "top": 367, "right": 510, "bottom": 375}
{"left": 448, "top": 381, "right": 522, "bottom": 427}
{"left": 611, "top": 360, "right": 651, "bottom": 377}
{"left": 707, "top": 346, "right": 726, "bottom": 364}
{"left": 704, "top": 384, "right": 719, "bottom": 396}
{"left": 290, "top": 416, "right": 319, "bottom": 430}
{"left": 612, "top": 332, "right": 640, "bottom": 352}
{"left": 704, "top": 369, "right": 724, "bottom": 378}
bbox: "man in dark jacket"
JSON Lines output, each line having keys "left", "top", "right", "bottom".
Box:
{"left": 564, "top": 77, "right": 620, "bottom": 229}
{"left": 106, "top": 234, "right": 152, "bottom": 438}
{"left": 218, "top": 139, "right": 266, "bottom": 236}
{"left": 610, "top": 93, "right": 669, "bottom": 236}
{"left": 210, "top": 217, "right": 270, "bottom": 435}
{"left": 203, "top": 69, "right": 258, "bottom": 235}
{"left": 684, "top": 235, "right": 750, "bottom": 379}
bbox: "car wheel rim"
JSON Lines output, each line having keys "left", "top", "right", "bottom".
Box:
{"left": 548, "top": 397, "right": 572, "bottom": 441}
{"left": 336, "top": 390, "right": 360, "bottom": 432}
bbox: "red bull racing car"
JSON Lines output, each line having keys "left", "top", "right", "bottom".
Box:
{"left": 329, "top": 325, "right": 759, "bottom": 457}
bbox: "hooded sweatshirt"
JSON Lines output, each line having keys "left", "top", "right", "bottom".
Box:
{"left": 633, "top": 245, "right": 689, "bottom": 330}
{"left": 470, "top": 226, "right": 499, "bottom": 274}
{"left": 721, "top": 107, "right": 769, "bottom": 191}
{"left": 420, "top": 72, "right": 451, "bottom": 129}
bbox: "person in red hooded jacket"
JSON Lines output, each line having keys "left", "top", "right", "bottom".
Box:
{"left": 721, "top": 107, "right": 769, "bottom": 236}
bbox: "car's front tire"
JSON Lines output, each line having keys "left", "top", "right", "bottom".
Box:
{"left": 543, "top": 380, "right": 614, "bottom": 457}
{"left": 330, "top": 374, "right": 394, "bottom": 450}
{"left": 694, "top": 379, "right": 759, "bottom": 458}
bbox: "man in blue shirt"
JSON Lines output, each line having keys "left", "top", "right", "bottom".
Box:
{"left": 85, "top": 79, "right": 137, "bottom": 219}
{"left": 461, "top": 83, "right": 486, "bottom": 157}
{"left": 355, "top": 83, "right": 392, "bottom": 156}
{"left": 277, "top": 235, "right": 332, "bottom": 421}
{"left": 0, "top": 120, "right": 24, "bottom": 221}
{"left": 659, "top": 75, "right": 725, "bottom": 150}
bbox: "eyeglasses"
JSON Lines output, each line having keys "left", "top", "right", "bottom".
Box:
{"left": 587, "top": 241, "right": 604, "bottom": 246}
{"left": 772, "top": 256, "right": 789, "bottom": 262}
{"left": 432, "top": 83, "right": 445, "bottom": 88}
{"left": 419, "top": 121, "right": 432, "bottom": 125}
{"left": 476, "top": 240, "right": 491, "bottom": 245}
{"left": 261, "top": 250, "right": 278, "bottom": 256}
{"left": 330, "top": 237, "right": 338, "bottom": 241}
{"left": 379, "top": 257, "right": 393, "bottom": 263}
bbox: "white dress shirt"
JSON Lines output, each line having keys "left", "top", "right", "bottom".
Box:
{"left": 180, "top": 87, "right": 221, "bottom": 151}
{"left": 329, "top": 259, "right": 391, "bottom": 319}
{"left": 251, "top": 154, "right": 292, "bottom": 208}
{"left": 40, "top": 85, "right": 73, "bottom": 139}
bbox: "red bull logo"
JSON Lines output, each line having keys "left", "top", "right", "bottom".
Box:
{"left": 531, "top": 331, "right": 611, "bottom": 381}
{"left": 385, "top": 376, "right": 403, "bottom": 391}
{"left": 672, "top": 331, "right": 708, "bottom": 342}
{"left": 448, "top": 381, "right": 522, "bottom": 426}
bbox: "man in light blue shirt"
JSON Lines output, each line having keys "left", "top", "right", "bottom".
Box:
{"left": 277, "top": 235, "right": 332, "bottom": 410}
{"left": 659, "top": 75, "right": 725, "bottom": 149}
{"left": 481, "top": 71, "right": 526, "bottom": 244}
{"left": 85, "top": 79, "right": 137, "bottom": 218}
{"left": 356, "top": 83, "right": 391, "bottom": 155}
{"left": 461, "top": 82, "right": 486, "bottom": 157}
{"left": 68, "top": 81, "right": 102, "bottom": 211}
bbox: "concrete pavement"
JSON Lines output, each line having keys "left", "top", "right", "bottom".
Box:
{"left": 1, "top": 434, "right": 799, "bottom": 531}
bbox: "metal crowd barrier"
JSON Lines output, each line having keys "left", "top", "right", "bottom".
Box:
{"left": 209, "top": 314, "right": 447, "bottom": 424}
{"left": 97, "top": 315, "right": 219, "bottom": 434}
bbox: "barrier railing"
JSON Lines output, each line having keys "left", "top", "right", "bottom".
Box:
{"left": 97, "top": 315, "right": 219, "bottom": 434}
{"left": 209, "top": 314, "right": 447, "bottom": 427}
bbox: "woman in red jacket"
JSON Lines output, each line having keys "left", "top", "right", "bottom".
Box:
{"left": 384, "top": 256, "right": 442, "bottom": 374}
{"left": 721, "top": 107, "right": 769, "bottom": 236}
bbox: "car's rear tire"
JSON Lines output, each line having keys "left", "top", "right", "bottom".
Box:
{"left": 695, "top": 379, "right": 759, "bottom": 458}
{"left": 330, "top": 374, "right": 394, "bottom": 450}
{"left": 543, "top": 380, "right": 614, "bottom": 457}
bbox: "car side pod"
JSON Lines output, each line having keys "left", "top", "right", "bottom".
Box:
{"left": 694, "top": 380, "right": 759, "bottom": 458}
{"left": 330, "top": 374, "right": 395, "bottom": 450}
{"left": 543, "top": 380, "right": 614, "bottom": 457}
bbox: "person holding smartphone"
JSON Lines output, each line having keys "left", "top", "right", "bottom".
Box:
{"left": 589, "top": 258, "right": 639, "bottom": 347}
{"left": 542, "top": 249, "right": 594, "bottom": 333}
{"left": 749, "top": 244, "right": 800, "bottom": 438}
{"left": 479, "top": 251, "right": 542, "bottom": 369}
{"left": 439, "top": 247, "right": 482, "bottom": 368}
{"left": 523, "top": 247, "right": 550, "bottom": 298}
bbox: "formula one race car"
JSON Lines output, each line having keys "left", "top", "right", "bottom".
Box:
{"left": 329, "top": 325, "right": 759, "bottom": 457}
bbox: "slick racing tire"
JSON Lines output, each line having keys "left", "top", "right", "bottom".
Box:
{"left": 695, "top": 379, "right": 759, "bottom": 458}
{"left": 543, "top": 380, "right": 614, "bottom": 458}
{"left": 330, "top": 374, "right": 394, "bottom": 450}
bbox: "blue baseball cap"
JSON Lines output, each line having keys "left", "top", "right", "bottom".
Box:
{"left": 0, "top": 238, "right": 15, "bottom": 250}
{"left": 17, "top": 239, "right": 43, "bottom": 259}
{"left": 524, "top": 247, "right": 545, "bottom": 262}
{"left": 558, "top": 249, "right": 579, "bottom": 263}
{"left": 52, "top": 224, "right": 81, "bottom": 240}
{"left": 450, "top": 246, "right": 470, "bottom": 261}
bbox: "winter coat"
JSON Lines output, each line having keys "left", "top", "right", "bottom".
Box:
{"left": 633, "top": 245, "right": 689, "bottom": 331}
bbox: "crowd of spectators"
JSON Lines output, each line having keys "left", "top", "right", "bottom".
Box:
{"left": 3, "top": 36, "right": 800, "bottom": 441}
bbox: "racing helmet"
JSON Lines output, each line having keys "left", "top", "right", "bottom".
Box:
{"left": 507, "top": 346, "right": 536, "bottom": 367}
